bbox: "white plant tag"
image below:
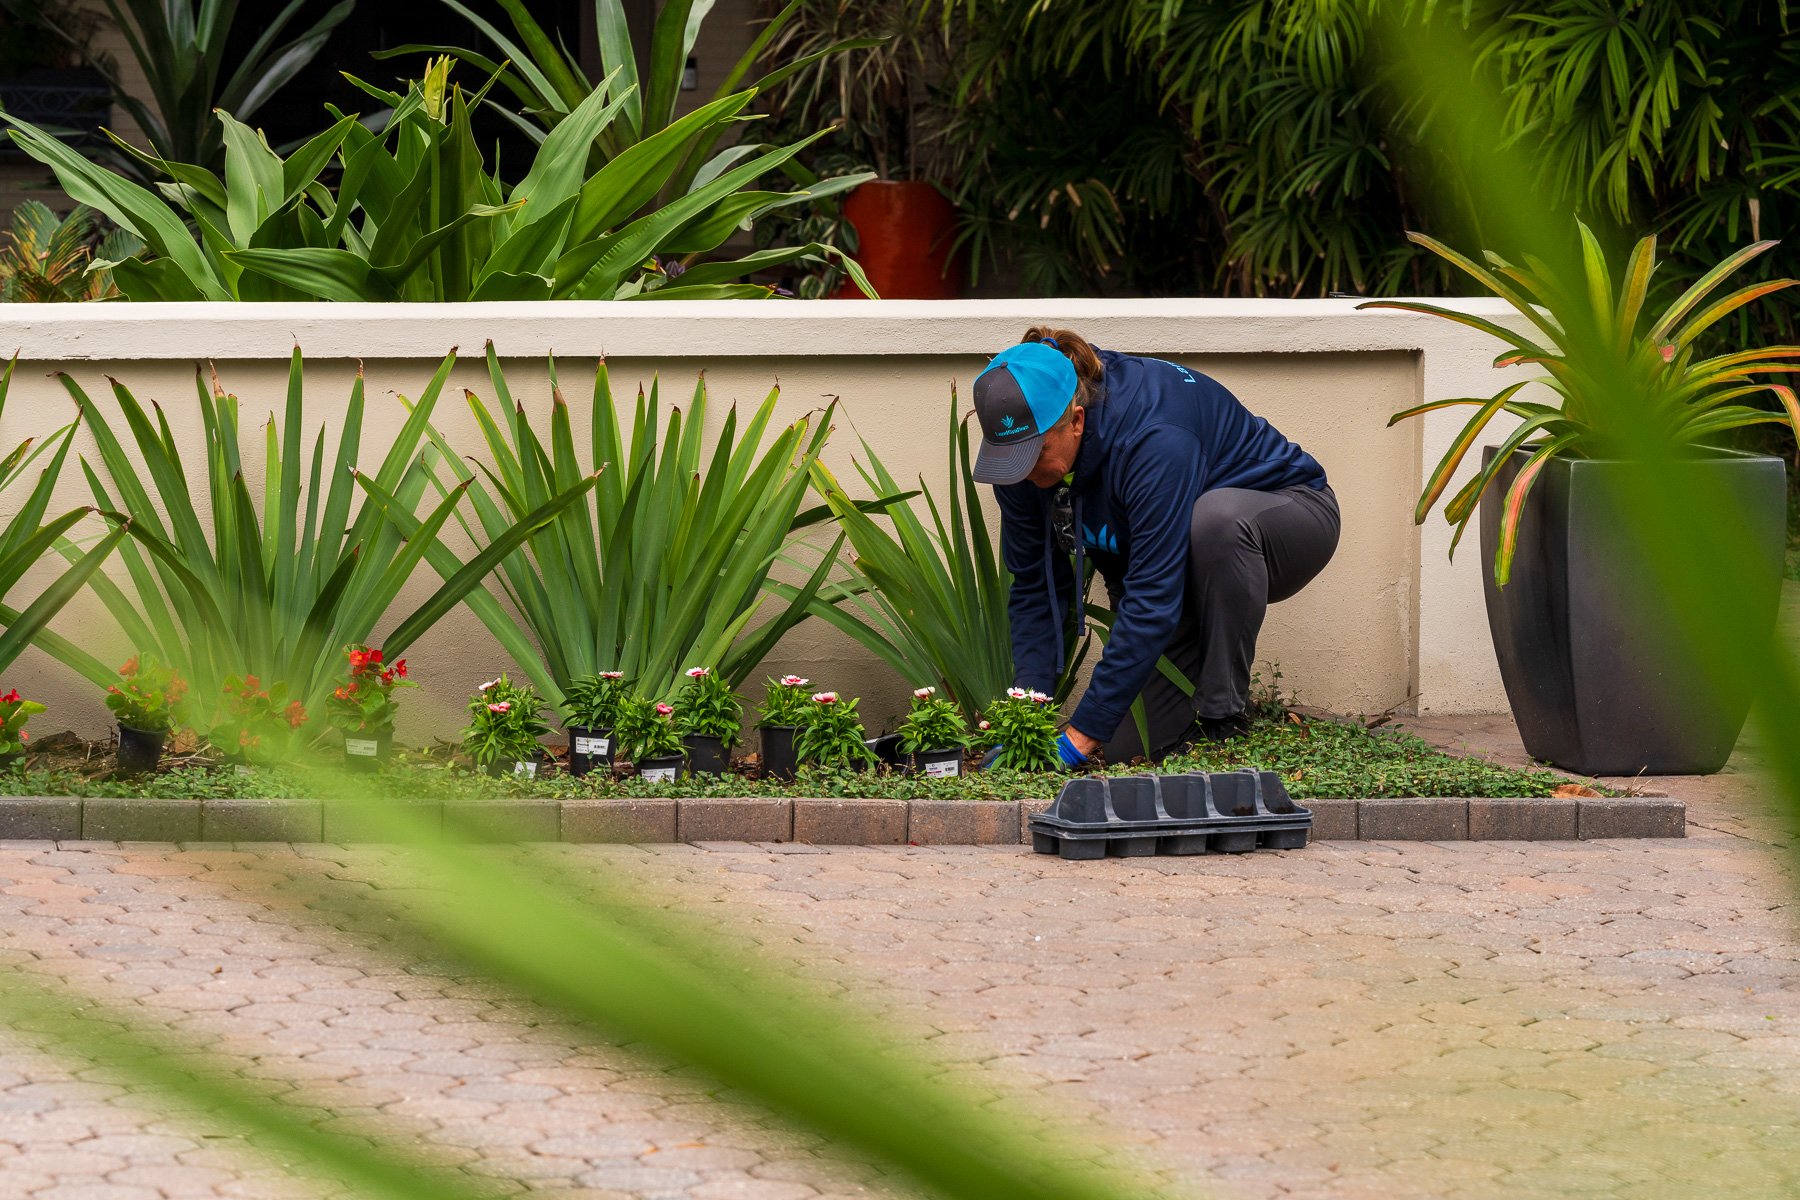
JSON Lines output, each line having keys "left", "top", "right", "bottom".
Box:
{"left": 924, "top": 758, "right": 961, "bottom": 778}
{"left": 513, "top": 761, "right": 538, "bottom": 779}
{"left": 640, "top": 765, "right": 677, "bottom": 782}
{"left": 345, "top": 738, "right": 380, "bottom": 758}
{"left": 574, "top": 735, "right": 609, "bottom": 756}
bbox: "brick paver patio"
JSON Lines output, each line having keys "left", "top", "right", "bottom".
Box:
{"left": 0, "top": 720, "right": 1796, "bottom": 1199}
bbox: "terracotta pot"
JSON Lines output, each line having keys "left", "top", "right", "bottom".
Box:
{"left": 831, "top": 180, "right": 963, "bottom": 300}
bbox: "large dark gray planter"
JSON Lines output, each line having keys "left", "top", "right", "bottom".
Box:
{"left": 1478, "top": 445, "right": 1786, "bottom": 776}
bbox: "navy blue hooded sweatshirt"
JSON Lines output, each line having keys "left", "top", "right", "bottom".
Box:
{"left": 996, "top": 349, "right": 1326, "bottom": 741}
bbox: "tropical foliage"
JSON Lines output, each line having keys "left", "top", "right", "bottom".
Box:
{"left": 3, "top": 0, "right": 352, "bottom": 177}
{"left": 1, "top": 57, "right": 871, "bottom": 301}
{"left": 38, "top": 349, "right": 593, "bottom": 726}
{"left": 1368, "top": 225, "right": 1800, "bottom": 585}
{"left": 401, "top": 346, "right": 850, "bottom": 706}
{"left": 0, "top": 201, "right": 140, "bottom": 301}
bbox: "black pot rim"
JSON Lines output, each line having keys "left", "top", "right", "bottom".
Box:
{"left": 1503, "top": 442, "right": 1782, "bottom": 466}
{"left": 117, "top": 723, "right": 170, "bottom": 739}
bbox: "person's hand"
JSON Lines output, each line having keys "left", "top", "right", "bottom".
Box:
{"left": 1056, "top": 731, "right": 1089, "bottom": 767}
{"left": 1064, "top": 727, "right": 1101, "bottom": 760}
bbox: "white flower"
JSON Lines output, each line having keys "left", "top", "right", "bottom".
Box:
{"left": 780, "top": 675, "right": 808, "bottom": 687}
{"left": 1006, "top": 687, "right": 1028, "bottom": 700}
{"left": 685, "top": 666, "right": 711, "bottom": 678}
{"left": 1029, "top": 690, "right": 1052, "bottom": 704}
{"left": 978, "top": 720, "right": 991, "bottom": 731}
{"left": 913, "top": 686, "right": 936, "bottom": 699}
{"left": 811, "top": 691, "right": 838, "bottom": 704}
{"left": 479, "top": 677, "right": 501, "bottom": 691}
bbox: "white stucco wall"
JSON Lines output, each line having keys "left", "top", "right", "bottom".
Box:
{"left": 0, "top": 298, "right": 1526, "bottom": 737}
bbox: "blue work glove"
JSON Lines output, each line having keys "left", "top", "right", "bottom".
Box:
{"left": 1056, "top": 731, "right": 1089, "bottom": 767}
{"left": 978, "top": 745, "right": 1005, "bottom": 771}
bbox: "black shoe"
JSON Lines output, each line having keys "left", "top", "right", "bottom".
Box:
{"left": 1197, "top": 711, "right": 1251, "bottom": 743}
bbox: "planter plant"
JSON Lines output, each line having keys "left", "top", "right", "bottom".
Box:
{"left": 462, "top": 675, "right": 550, "bottom": 778}
{"left": 324, "top": 646, "right": 414, "bottom": 772}
{"left": 896, "top": 686, "right": 969, "bottom": 778}
{"left": 613, "top": 693, "right": 686, "bottom": 782}
{"left": 757, "top": 674, "right": 813, "bottom": 781}
{"left": 211, "top": 675, "right": 307, "bottom": 768}
{"left": 980, "top": 688, "right": 1061, "bottom": 773}
{"left": 794, "top": 691, "right": 877, "bottom": 770}
{"left": 1365, "top": 225, "right": 1800, "bottom": 775}
{"left": 0, "top": 202, "right": 140, "bottom": 302}
{"left": 676, "top": 666, "right": 740, "bottom": 776}
{"left": 561, "top": 671, "right": 628, "bottom": 778}
{"left": 0, "top": 688, "right": 43, "bottom": 769}
{"left": 103, "top": 654, "right": 186, "bottom": 775}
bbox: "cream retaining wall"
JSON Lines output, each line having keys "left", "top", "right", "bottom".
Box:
{"left": 0, "top": 299, "right": 1525, "bottom": 740}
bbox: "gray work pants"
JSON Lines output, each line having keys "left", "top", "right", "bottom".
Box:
{"left": 1102, "top": 483, "right": 1340, "bottom": 762}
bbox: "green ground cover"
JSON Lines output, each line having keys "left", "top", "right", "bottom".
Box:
{"left": 1, "top": 713, "right": 1593, "bottom": 803}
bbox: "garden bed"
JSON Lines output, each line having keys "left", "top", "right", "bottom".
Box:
{"left": 0, "top": 714, "right": 1688, "bottom": 844}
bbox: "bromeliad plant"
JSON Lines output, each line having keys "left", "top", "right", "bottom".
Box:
{"left": 0, "top": 689, "right": 44, "bottom": 761}
{"left": 1363, "top": 225, "right": 1800, "bottom": 585}
{"left": 461, "top": 675, "right": 550, "bottom": 770}
{"left": 759, "top": 674, "right": 813, "bottom": 727}
{"left": 612, "top": 693, "right": 685, "bottom": 763}
{"left": 981, "top": 688, "right": 1061, "bottom": 772}
{"left": 562, "top": 671, "right": 630, "bottom": 730}
{"left": 1, "top": 56, "right": 870, "bottom": 301}
{"left": 39, "top": 349, "right": 592, "bottom": 728}
{"left": 103, "top": 655, "right": 187, "bottom": 733}
{"left": 0, "top": 202, "right": 141, "bottom": 302}
{"left": 397, "top": 346, "right": 854, "bottom": 706}
{"left": 212, "top": 675, "right": 307, "bottom": 766}
{"left": 325, "top": 646, "right": 414, "bottom": 739}
{"left": 676, "top": 667, "right": 742, "bottom": 747}
{"left": 896, "top": 686, "right": 969, "bottom": 755}
{"left": 794, "top": 690, "right": 878, "bottom": 769}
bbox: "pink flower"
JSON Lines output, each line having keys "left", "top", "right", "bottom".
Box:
{"left": 479, "top": 677, "right": 501, "bottom": 691}
{"left": 487, "top": 701, "right": 511, "bottom": 713}
{"left": 913, "top": 686, "right": 936, "bottom": 699}
{"left": 811, "top": 691, "right": 838, "bottom": 704}
{"left": 978, "top": 720, "right": 991, "bottom": 731}
{"left": 655, "top": 703, "right": 674, "bottom": 716}
{"left": 599, "top": 671, "right": 624, "bottom": 680}
{"left": 1659, "top": 344, "right": 1675, "bottom": 363}
{"left": 1006, "top": 687, "right": 1028, "bottom": 700}
{"left": 1029, "top": 690, "right": 1052, "bottom": 704}
{"left": 685, "top": 666, "right": 710, "bottom": 678}
{"left": 780, "top": 675, "right": 808, "bottom": 687}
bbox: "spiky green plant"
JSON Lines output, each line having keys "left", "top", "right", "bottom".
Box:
{"left": 40, "top": 348, "right": 596, "bottom": 727}
{"left": 0, "top": 201, "right": 141, "bottom": 302}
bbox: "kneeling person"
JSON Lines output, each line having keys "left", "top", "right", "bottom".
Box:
{"left": 973, "top": 327, "right": 1340, "bottom": 763}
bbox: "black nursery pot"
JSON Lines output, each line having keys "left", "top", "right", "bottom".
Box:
{"left": 759, "top": 724, "right": 798, "bottom": 780}
{"left": 341, "top": 731, "right": 390, "bottom": 774}
{"left": 909, "top": 747, "right": 964, "bottom": 779}
{"left": 683, "top": 733, "right": 730, "bottom": 776}
{"left": 486, "top": 757, "right": 541, "bottom": 779}
{"left": 116, "top": 724, "right": 167, "bottom": 776}
{"left": 1478, "top": 444, "right": 1787, "bottom": 776}
{"left": 635, "top": 754, "right": 685, "bottom": 783}
{"left": 566, "top": 725, "right": 615, "bottom": 777}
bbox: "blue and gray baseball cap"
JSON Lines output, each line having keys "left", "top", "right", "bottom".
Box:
{"left": 970, "top": 342, "right": 1079, "bottom": 485}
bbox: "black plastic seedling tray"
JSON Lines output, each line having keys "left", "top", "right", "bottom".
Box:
{"left": 1029, "top": 770, "right": 1312, "bottom": 860}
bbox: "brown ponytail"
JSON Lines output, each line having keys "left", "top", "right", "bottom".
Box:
{"left": 1022, "top": 326, "right": 1104, "bottom": 409}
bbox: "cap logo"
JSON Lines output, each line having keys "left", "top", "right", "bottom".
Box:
{"left": 995, "top": 413, "right": 1033, "bottom": 437}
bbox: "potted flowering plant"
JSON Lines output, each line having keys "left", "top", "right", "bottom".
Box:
{"left": 211, "top": 676, "right": 307, "bottom": 768}
{"left": 562, "top": 670, "right": 627, "bottom": 777}
{"left": 794, "top": 691, "right": 877, "bottom": 769}
{"left": 676, "top": 666, "right": 740, "bottom": 775}
{"left": 103, "top": 655, "right": 186, "bottom": 775}
{"left": 613, "top": 693, "right": 686, "bottom": 781}
{"left": 461, "top": 674, "right": 550, "bottom": 777}
{"left": 0, "top": 688, "right": 44, "bottom": 769}
{"left": 896, "top": 686, "right": 969, "bottom": 778}
{"left": 757, "top": 675, "right": 812, "bottom": 780}
{"left": 324, "top": 645, "right": 414, "bottom": 772}
{"left": 981, "top": 688, "right": 1061, "bottom": 772}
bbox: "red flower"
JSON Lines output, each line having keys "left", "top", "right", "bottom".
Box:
{"left": 239, "top": 730, "right": 252, "bottom": 747}
{"left": 369, "top": 648, "right": 384, "bottom": 665}
{"left": 284, "top": 701, "right": 307, "bottom": 729}
{"left": 120, "top": 656, "right": 139, "bottom": 677}
{"left": 394, "top": 660, "right": 408, "bottom": 679}
{"left": 333, "top": 686, "right": 349, "bottom": 701}
{"left": 244, "top": 674, "right": 260, "bottom": 691}
{"left": 1, "top": 689, "right": 18, "bottom": 704}
{"left": 18, "top": 731, "right": 25, "bottom": 741}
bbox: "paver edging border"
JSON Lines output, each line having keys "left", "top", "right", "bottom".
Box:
{"left": 0, "top": 794, "right": 1686, "bottom": 844}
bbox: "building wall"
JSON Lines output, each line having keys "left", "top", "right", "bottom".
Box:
{"left": 0, "top": 298, "right": 1526, "bottom": 742}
